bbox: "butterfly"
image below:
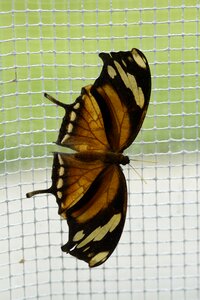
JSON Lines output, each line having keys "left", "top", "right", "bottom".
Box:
{"left": 26, "top": 48, "right": 151, "bottom": 267}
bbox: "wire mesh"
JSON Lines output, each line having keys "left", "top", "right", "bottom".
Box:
{"left": 0, "top": 1, "right": 199, "bottom": 299}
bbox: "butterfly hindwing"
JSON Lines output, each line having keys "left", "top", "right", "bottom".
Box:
{"left": 46, "top": 152, "right": 127, "bottom": 267}
{"left": 49, "top": 152, "right": 105, "bottom": 218}
{"left": 61, "top": 161, "right": 127, "bottom": 267}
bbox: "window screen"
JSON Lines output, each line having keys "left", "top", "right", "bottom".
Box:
{"left": 0, "top": 1, "right": 199, "bottom": 299}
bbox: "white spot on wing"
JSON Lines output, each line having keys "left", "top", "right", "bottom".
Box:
{"left": 73, "top": 230, "right": 85, "bottom": 242}
{"left": 93, "top": 213, "right": 121, "bottom": 241}
{"left": 122, "top": 59, "right": 127, "bottom": 67}
{"left": 137, "top": 87, "right": 145, "bottom": 108}
{"left": 60, "top": 212, "right": 67, "bottom": 219}
{"left": 83, "top": 247, "right": 90, "bottom": 252}
{"left": 89, "top": 251, "right": 109, "bottom": 267}
{"left": 114, "top": 60, "right": 130, "bottom": 88}
{"left": 58, "top": 154, "right": 64, "bottom": 165}
{"left": 77, "top": 213, "right": 121, "bottom": 248}
{"left": 67, "top": 123, "right": 73, "bottom": 133}
{"left": 77, "top": 227, "right": 100, "bottom": 248}
{"left": 127, "top": 73, "right": 136, "bottom": 96}
{"left": 57, "top": 178, "right": 63, "bottom": 189}
{"left": 109, "top": 213, "right": 121, "bottom": 232}
{"left": 61, "top": 134, "right": 70, "bottom": 144}
{"left": 70, "top": 111, "right": 76, "bottom": 122}
{"left": 59, "top": 166, "right": 65, "bottom": 176}
{"left": 74, "top": 102, "right": 80, "bottom": 110}
{"left": 127, "top": 73, "right": 145, "bottom": 108}
{"left": 131, "top": 48, "right": 147, "bottom": 69}
{"left": 57, "top": 191, "right": 62, "bottom": 199}
{"left": 113, "top": 60, "right": 145, "bottom": 108}
{"left": 107, "top": 65, "right": 117, "bottom": 79}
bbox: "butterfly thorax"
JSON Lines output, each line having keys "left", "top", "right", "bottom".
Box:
{"left": 74, "top": 151, "right": 129, "bottom": 165}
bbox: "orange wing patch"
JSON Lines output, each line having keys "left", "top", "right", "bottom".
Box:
{"left": 96, "top": 83, "right": 131, "bottom": 151}
{"left": 51, "top": 153, "right": 106, "bottom": 218}
{"left": 70, "top": 165, "right": 123, "bottom": 223}
{"left": 57, "top": 85, "right": 110, "bottom": 152}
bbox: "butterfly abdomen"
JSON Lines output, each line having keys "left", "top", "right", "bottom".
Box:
{"left": 74, "top": 151, "right": 129, "bottom": 165}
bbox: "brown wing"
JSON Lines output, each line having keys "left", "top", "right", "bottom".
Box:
{"left": 27, "top": 152, "right": 127, "bottom": 267}
{"left": 45, "top": 48, "right": 151, "bottom": 153}
{"left": 58, "top": 154, "right": 127, "bottom": 268}
{"left": 44, "top": 85, "right": 110, "bottom": 152}
{"left": 49, "top": 152, "right": 106, "bottom": 219}
{"left": 91, "top": 48, "right": 151, "bottom": 151}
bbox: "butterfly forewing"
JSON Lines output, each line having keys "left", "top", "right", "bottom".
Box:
{"left": 92, "top": 48, "right": 151, "bottom": 151}
{"left": 92, "top": 83, "right": 132, "bottom": 151}
{"left": 56, "top": 85, "right": 110, "bottom": 152}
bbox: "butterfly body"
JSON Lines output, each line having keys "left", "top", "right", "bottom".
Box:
{"left": 27, "top": 48, "right": 151, "bottom": 267}
{"left": 69, "top": 150, "right": 129, "bottom": 165}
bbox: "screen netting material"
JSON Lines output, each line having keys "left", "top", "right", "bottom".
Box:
{"left": 0, "top": 1, "right": 199, "bottom": 299}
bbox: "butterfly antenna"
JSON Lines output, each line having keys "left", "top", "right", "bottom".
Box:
{"left": 128, "top": 163, "right": 147, "bottom": 184}
{"left": 129, "top": 157, "right": 156, "bottom": 164}
{"left": 128, "top": 157, "right": 156, "bottom": 183}
{"left": 44, "top": 93, "right": 67, "bottom": 109}
{"left": 26, "top": 188, "right": 51, "bottom": 198}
